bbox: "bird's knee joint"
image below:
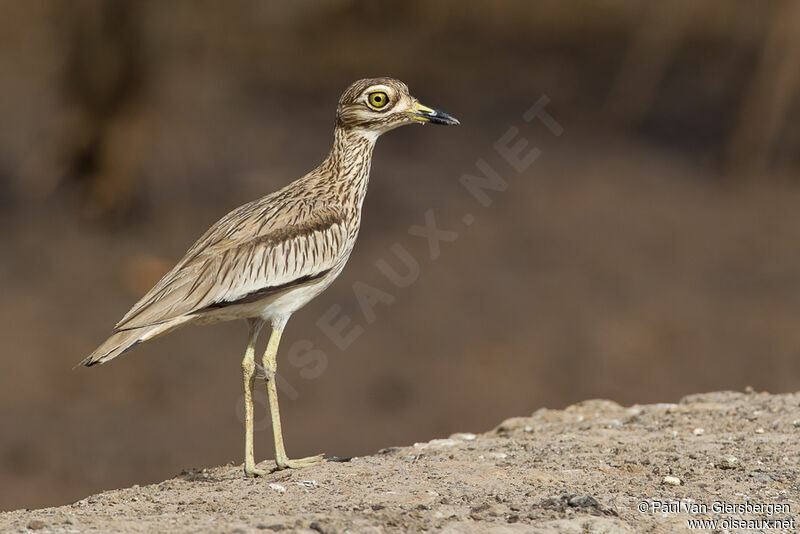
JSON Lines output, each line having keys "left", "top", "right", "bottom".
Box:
{"left": 263, "top": 362, "right": 277, "bottom": 381}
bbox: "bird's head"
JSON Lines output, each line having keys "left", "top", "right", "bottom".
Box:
{"left": 335, "top": 77, "right": 459, "bottom": 137}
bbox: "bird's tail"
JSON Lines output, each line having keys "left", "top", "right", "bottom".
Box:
{"left": 79, "top": 317, "right": 191, "bottom": 367}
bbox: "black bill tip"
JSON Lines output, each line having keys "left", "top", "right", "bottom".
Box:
{"left": 425, "top": 108, "right": 460, "bottom": 126}
{"left": 411, "top": 104, "right": 460, "bottom": 126}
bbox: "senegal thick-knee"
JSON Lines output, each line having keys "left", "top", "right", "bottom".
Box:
{"left": 82, "top": 78, "right": 459, "bottom": 476}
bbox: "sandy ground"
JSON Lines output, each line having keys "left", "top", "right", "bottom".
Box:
{"left": 1, "top": 390, "right": 798, "bottom": 533}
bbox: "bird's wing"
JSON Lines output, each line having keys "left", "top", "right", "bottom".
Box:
{"left": 114, "top": 201, "right": 348, "bottom": 331}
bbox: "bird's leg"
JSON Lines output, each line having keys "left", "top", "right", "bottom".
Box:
{"left": 263, "top": 319, "right": 324, "bottom": 470}
{"left": 242, "top": 318, "right": 266, "bottom": 477}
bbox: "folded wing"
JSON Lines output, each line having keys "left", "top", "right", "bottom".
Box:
{"left": 115, "top": 200, "right": 348, "bottom": 331}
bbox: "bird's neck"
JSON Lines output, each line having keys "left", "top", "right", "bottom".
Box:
{"left": 324, "top": 127, "right": 379, "bottom": 211}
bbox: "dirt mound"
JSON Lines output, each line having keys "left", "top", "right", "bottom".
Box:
{"left": 2, "top": 390, "right": 798, "bottom": 533}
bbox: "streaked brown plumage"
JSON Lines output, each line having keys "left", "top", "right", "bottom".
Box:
{"left": 81, "top": 77, "right": 459, "bottom": 475}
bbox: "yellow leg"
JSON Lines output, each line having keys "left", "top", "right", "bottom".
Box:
{"left": 263, "top": 319, "right": 324, "bottom": 470}
{"left": 242, "top": 319, "right": 266, "bottom": 477}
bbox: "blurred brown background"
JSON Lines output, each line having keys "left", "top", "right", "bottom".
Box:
{"left": 2, "top": 0, "right": 800, "bottom": 512}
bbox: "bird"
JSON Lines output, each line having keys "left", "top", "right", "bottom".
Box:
{"left": 80, "top": 77, "right": 459, "bottom": 476}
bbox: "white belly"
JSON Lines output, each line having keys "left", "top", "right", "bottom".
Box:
{"left": 255, "top": 273, "right": 336, "bottom": 320}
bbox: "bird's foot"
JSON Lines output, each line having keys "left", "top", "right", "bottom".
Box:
{"left": 244, "top": 463, "right": 268, "bottom": 477}
{"left": 276, "top": 453, "right": 325, "bottom": 470}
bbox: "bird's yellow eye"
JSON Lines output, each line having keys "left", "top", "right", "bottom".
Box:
{"left": 367, "top": 91, "right": 390, "bottom": 109}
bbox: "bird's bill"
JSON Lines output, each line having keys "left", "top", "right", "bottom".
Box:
{"left": 409, "top": 101, "right": 460, "bottom": 125}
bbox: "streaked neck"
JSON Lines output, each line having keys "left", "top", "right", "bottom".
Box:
{"left": 327, "top": 127, "right": 379, "bottom": 210}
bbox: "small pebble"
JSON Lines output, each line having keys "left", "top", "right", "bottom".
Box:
{"left": 268, "top": 483, "right": 286, "bottom": 493}
{"left": 662, "top": 476, "right": 682, "bottom": 486}
{"left": 717, "top": 455, "right": 739, "bottom": 469}
{"left": 449, "top": 433, "right": 477, "bottom": 441}
{"left": 414, "top": 438, "right": 458, "bottom": 449}
{"left": 692, "top": 428, "right": 704, "bottom": 436}
{"left": 755, "top": 428, "right": 765, "bottom": 434}
{"left": 567, "top": 495, "right": 599, "bottom": 508}
{"left": 27, "top": 520, "right": 46, "bottom": 530}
